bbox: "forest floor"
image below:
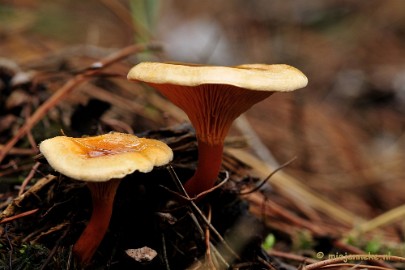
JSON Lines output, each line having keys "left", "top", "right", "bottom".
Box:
{"left": 1, "top": 1, "right": 405, "bottom": 270}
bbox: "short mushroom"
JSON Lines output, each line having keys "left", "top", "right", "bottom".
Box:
{"left": 127, "top": 62, "right": 308, "bottom": 197}
{"left": 39, "top": 132, "right": 173, "bottom": 265}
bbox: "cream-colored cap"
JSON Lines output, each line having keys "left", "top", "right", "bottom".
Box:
{"left": 127, "top": 62, "right": 308, "bottom": 145}
{"left": 39, "top": 132, "right": 173, "bottom": 182}
{"left": 127, "top": 62, "right": 308, "bottom": 92}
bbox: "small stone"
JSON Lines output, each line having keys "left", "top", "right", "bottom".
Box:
{"left": 125, "top": 246, "right": 158, "bottom": 262}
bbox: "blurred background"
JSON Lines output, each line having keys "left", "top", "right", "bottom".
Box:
{"left": 1, "top": 0, "right": 405, "bottom": 241}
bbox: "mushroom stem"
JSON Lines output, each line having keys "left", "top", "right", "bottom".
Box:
{"left": 73, "top": 179, "right": 121, "bottom": 265}
{"left": 184, "top": 140, "right": 224, "bottom": 198}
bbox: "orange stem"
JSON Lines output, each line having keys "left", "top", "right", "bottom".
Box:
{"left": 184, "top": 140, "right": 223, "bottom": 198}
{"left": 73, "top": 179, "right": 121, "bottom": 265}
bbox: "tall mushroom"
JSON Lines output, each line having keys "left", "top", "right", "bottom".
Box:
{"left": 128, "top": 62, "right": 308, "bottom": 198}
{"left": 39, "top": 132, "right": 173, "bottom": 265}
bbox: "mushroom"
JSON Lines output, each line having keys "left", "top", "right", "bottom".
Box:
{"left": 39, "top": 132, "right": 173, "bottom": 265}
{"left": 127, "top": 62, "right": 308, "bottom": 197}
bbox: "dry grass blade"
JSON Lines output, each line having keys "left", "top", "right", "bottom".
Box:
{"left": 82, "top": 83, "right": 163, "bottom": 124}
{"left": 234, "top": 114, "right": 280, "bottom": 168}
{"left": 347, "top": 204, "right": 405, "bottom": 236}
{"left": 245, "top": 192, "right": 328, "bottom": 236}
{"left": 225, "top": 148, "right": 361, "bottom": 226}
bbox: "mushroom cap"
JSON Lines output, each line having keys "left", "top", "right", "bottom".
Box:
{"left": 39, "top": 132, "right": 173, "bottom": 182}
{"left": 127, "top": 62, "right": 308, "bottom": 145}
{"left": 127, "top": 62, "right": 308, "bottom": 92}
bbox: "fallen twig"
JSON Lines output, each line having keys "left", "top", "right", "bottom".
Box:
{"left": 0, "top": 175, "right": 56, "bottom": 220}
{"left": 18, "top": 161, "right": 41, "bottom": 196}
{"left": 302, "top": 254, "right": 405, "bottom": 270}
{"left": 268, "top": 249, "right": 318, "bottom": 265}
{"left": 160, "top": 170, "right": 229, "bottom": 202}
{"left": 239, "top": 156, "right": 297, "bottom": 195}
{"left": 0, "top": 145, "right": 37, "bottom": 156}
{"left": 0, "top": 208, "right": 39, "bottom": 224}
{"left": 305, "top": 263, "right": 396, "bottom": 270}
